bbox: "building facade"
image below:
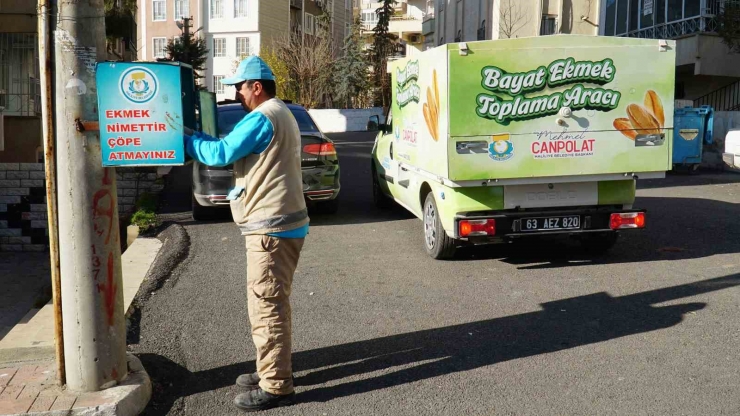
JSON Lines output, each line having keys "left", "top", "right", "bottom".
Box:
{"left": 600, "top": 0, "right": 740, "bottom": 106}
{"left": 138, "top": 0, "right": 351, "bottom": 102}
{"left": 426, "top": 0, "right": 600, "bottom": 49}
{"left": 360, "top": 0, "right": 425, "bottom": 58}
{"left": 0, "top": 0, "right": 42, "bottom": 163}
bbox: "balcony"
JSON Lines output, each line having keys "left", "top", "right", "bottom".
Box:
{"left": 389, "top": 15, "right": 422, "bottom": 34}
{"left": 618, "top": 0, "right": 722, "bottom": 39}
{"left": 290, "top": 0, "right": 302, "bottom": 9}
{"left": 422, "top": 17, "right": 435, "bottom": 35}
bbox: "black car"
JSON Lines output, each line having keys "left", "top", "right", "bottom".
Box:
{"left": 192, "top": 102, "right": 341, "bottom": 220}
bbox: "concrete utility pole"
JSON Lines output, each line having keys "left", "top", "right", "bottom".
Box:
{"left": 54, "top": 0, "right": 127, "bottom": 392}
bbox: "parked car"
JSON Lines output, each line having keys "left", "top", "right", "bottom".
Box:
{"left": 192, "top": 102, "right": 340, "bottom": 220}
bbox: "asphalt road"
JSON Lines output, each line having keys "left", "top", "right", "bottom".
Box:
{"left": 130, "top": 132, "right": 740, "bottom": 416}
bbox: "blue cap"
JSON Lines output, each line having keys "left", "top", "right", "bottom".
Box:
{"left": 220, "top": 56, "right": 275, "bottom": 85}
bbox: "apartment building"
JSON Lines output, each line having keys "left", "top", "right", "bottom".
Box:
{"left": 0, "top": 0, "right": 42, "bottom": 163}
{"left": 601, "top": 0, "right": 740, "bottom": 107}
{"left": 425, "top": 0, "right": 600, "bottom": 49}
{"left": 139, "top": 0, "right": 350, "bottom": 102}
{"left": 138, "top": 0, "right": 198, "bottom": 61}
{"left": 360, "top": 0, "right": 425, "bottom": 58}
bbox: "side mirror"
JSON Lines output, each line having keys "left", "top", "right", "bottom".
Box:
{"left": 367, "top": 115, "right": 380, "bottom": 132}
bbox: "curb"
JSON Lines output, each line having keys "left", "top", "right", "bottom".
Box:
{"left": 3, "top": 353, "right": 151, "bottom": 416}
{"left": 131, "top": 222, "right": 189, "bottom": 307}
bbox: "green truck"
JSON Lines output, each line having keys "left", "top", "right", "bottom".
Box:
{"left": 370, "top": 36, "right": 675, "bottom": 259}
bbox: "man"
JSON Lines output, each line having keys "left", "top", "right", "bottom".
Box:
{"left": 183, "top": 56, "right": 308, "bottom": 412}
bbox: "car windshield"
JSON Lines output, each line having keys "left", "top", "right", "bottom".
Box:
{"left": 217, "top": 106, "right": 320, "bottom": 137}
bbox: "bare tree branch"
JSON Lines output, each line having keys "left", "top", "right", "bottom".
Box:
{"left": 499, "top": 0, "right": 531, "bottom": 39}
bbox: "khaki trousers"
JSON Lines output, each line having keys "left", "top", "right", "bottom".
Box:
{"left": 245, "top": 234, "right": 304, "bottom": 395}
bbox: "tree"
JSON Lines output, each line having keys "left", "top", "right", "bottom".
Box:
{"left": 164, "top": 21, "right": 209, "bottom": 84}
{"left": 718, "top": 1, "right": 740, "bottom": 54}
{"left": 369, "top": 0, "right": 398, "bottom": 109}
{"left": 334, "top": 17, "right": 371, "bottom": 108}
{"left": 235, "top": 47, "right": 297, "bottom": 102}
{"left": 498, "top": 0, "right": 531, "bottom": 39}
{"left": 104, "top": 0, "right": 137, "bottom": 56}
{"left": 270, "top": 33, "right": 335, "bottom": 109}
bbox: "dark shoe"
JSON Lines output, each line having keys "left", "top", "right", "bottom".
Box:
{"left": 236, "top": 372, "right": 297, "bottom": 390}
{"left": 234, "top": 388, "right": 295, "bottom": 412}
{"left": 235, "top": 372, "right": 261, "bottom": 389}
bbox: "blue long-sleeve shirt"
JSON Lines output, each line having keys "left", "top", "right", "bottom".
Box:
{"left": 184, "top": 111, "right": 308, "bottom": 239}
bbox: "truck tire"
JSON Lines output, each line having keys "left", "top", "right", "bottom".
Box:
{"left": 580, "top": 232, "right": 619, "bottom": 255}
{"left": 372, "top": 164, "right": 392, "bottom": 209}
{"left": 423, "top": 193, "right": 457, "bottom": 260}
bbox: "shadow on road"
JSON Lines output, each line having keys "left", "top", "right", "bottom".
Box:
{"left": 136, "top": 273, "right": 740, "bottom": 414}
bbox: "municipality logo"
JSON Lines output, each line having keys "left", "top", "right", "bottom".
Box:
{"left": 488, "top": 134, "right": 514, "bottom": 162}
{"left": 120, "top": 67, "right": 158, "bottom": 104}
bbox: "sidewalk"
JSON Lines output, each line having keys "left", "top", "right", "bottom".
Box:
{"left": 0, "top": 253, "right": 50, "bottom": 341}
{"left": 0, "top": 237, "right": 163, "bottom": 415}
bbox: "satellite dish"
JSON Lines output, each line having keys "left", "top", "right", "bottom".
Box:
{"left": 176, "top": 20, "right": 184, "bottom": 30}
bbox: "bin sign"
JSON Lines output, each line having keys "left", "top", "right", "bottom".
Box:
{"left": 96, "top": 62, "right": 185, "bottom": 167}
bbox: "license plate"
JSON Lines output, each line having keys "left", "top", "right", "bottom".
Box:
{"left": 521, "top": 216, "right": 581, "bottom": 232}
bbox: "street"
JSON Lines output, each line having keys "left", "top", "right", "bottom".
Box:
{"left": 130, "top": 132, "right": 740, "bottom": 416}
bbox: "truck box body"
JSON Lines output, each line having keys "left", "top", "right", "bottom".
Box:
{"left": 387, "top": 36, "right": 676, "bottom": 183}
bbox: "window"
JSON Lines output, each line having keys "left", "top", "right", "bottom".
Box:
{"left": 153, "top": 37, "right": 167, "bottom": 58}
{"left": 236, "top": 37, "right": 250, "bottom": 56}
{"left": 629, "top": 0, "right": 638, "bottom": 31}
{"left": 684, "top": 0, "right": 700, "bottom": 18}
{"left": 305, "top": 13, "right": 316, "bottom": 35}
{"left": 213, "top": 38, "right": 226, "bottom": 57}
{"left": 616, "top": 0, "right": 628, "bottom": 34}
{"left": 214, "top": 76, "right": 225, "bottom": 94}
{"left": 605, "top": 0, "right": 616, "bottom": 36}
{"left": 346, "top": 22, "right": 351, "bottom": 38}
{"left": 211, "top": 0, "right": 223, "bottom": 18}
{"left": 667, "top": 0, "right": 683, "bottom": 22}
{"left": 153, "top": 0, "right": 166, "bottom": 21}
{"left": 641, "top": 0, "right": 654, "bottom": 29}
{"left": 175, "top": 0, "right": 189, "bottom": 18}
{"left": 361, "top": 10, "right": 378, "bottom": 25}
{"left": 234, "top": 0, "right": 248, "bottom": 17}
{"left": 540, "top": 15, "right": 557, "bottom": 35}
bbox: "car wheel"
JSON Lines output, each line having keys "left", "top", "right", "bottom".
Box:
{"left": 423, "top": 192, "right": 457, "bottom": 260}
{"left": 372, "top": 164, "right": 392, "bottom": 209}
{"left": 580, "top": 232, "right": 619, "bottom": 255}
{"left": 192, "top": 194, "right": 216, "bottom": 221}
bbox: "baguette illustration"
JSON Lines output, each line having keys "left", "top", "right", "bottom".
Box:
{"left": 613, "top": 118, "right": 637, "bottom": 140}
{"left": 644, "top": 90, "right": 665, "bottom": 127}
{"left": 423, "top": 69, "right": 440, "bottom": 141}
{"left": 613, "top": 90, "right": 665, "bottom": 140}
{"left": 626, "top": 104, "right": 661, "bottom": 135}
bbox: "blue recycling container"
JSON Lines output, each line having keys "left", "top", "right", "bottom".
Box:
{"left": 672, "top": 105, "right": 713, "bottom": 169}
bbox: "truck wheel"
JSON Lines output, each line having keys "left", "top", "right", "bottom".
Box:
{"left": 372, "top": 165, "right": 392, "bottom": 209}
{"left": 580, "top": 232, "right": 619, "bottom": 255}
{"left": 423, "top": 193, "right": 457, "bottom": 260}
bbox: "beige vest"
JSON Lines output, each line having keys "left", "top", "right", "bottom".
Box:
{"left": 230, "top": 98, "right": 309, "bottom": 235}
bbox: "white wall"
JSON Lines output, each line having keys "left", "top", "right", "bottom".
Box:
{"left": 308, "top": 108, "right": 385, "bottom": 132}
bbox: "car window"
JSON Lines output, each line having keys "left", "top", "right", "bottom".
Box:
{"left": 218, "top": 108, "right": 247, "bottom": 138}
{"left": 290, "top": 108, "right": 320, "bottom": 133}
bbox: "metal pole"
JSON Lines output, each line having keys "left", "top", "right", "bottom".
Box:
{"left": 38, "top": 0, "right": 65, "bottom": 387}
{"left": 54, "top": 0, "right": 127, "bottom": 392}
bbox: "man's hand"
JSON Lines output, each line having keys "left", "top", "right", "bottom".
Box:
{"left": 183, "top": 126, "right": 194, "bottom": 136}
